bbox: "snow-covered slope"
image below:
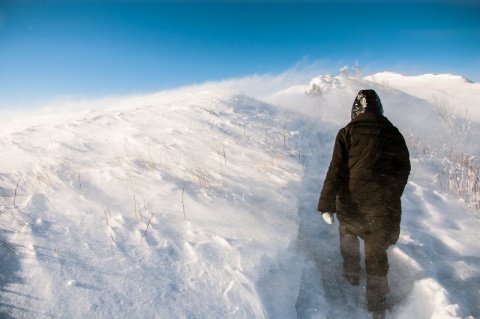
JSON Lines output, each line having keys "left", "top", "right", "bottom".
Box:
{"left": 1, "top": 75, "right": 479, "bottom": 318}
{"left": 0, "top": 89, "right": 305, "bottom": 318}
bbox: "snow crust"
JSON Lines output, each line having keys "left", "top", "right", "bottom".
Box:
{"left": 1, "top": 73, "right": 479, "bottom": 318}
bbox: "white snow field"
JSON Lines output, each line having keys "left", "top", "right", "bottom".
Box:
{"left": 1, "top": 73, "right": 479, "bottom": 318}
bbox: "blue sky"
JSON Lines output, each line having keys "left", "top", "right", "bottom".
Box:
{"left": 1, "top": 0, "right": 479, "bottom": 108}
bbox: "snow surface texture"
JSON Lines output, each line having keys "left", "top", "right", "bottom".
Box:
{"left": 1, "top": 73, "right": 479, "bottom": 318}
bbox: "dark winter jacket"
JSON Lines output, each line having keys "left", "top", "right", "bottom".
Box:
{"left": 318, "top": 90, "right": 410, "bottom": 245}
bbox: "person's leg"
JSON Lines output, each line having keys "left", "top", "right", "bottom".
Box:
{"left": 364, "top": 241, "right": 390, "bottom": 316}
{"left": 339, "top": 223, "right": 361, "bottom": 285}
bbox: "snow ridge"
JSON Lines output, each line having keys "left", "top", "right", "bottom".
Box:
{"left": 367, "top": 72, "right": 474, "bottom": 84}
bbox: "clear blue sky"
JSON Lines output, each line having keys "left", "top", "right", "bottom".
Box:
{"left": 1, "top": 0, "right": 479, "bottom": 108}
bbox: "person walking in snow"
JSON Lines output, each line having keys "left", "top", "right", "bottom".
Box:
{"left": 317, "top": 89, "right": 410, "bottom": 318}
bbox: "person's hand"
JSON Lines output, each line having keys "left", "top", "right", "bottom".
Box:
{"left": 322, "top": 212, "right": 335, "bottom": 225}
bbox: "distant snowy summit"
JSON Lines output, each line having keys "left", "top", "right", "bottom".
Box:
{"left": 306, "top": 75, "right": 347, "bottom": 96}
{"left": 365, "top": 71, "right": 474, "bottom": 85}
{"left": 272, "top": 75, "right": 348, "bottom": 98}
{"left": 275, "top": 71, "right": 477, "bottom": 98}
{"left": 301, "top": 72, "right": 474, "bottom": 99}
{"left": 362, "top": 71, "right": 480, "bottom": 119}
{"left": 262, "top": 70, "right": 479, "bottom": 121}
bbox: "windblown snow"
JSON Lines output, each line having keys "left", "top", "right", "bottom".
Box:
{"left": 1, "top": 73, "right": 479, "bottom": 319}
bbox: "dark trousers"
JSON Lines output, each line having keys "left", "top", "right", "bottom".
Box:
{"left": 339, "top": 223, "right": 390, "bottom": 312}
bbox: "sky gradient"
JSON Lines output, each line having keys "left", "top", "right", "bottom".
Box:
{"left": 1, "top": 1, "right": 479, "bottom": 108}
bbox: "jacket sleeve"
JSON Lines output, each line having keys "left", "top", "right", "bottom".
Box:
{"left": 317, "top": 129, "right": 349, "bottom": 212}
{"left": 392, "top": 132, "right": 411, "bottom": 196}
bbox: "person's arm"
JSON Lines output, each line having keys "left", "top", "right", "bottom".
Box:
{"left": 318, "top": 129, "right": 349, "bottom": 213}
{"left": 393, "top": 132, "right": 411, "bottom": 195}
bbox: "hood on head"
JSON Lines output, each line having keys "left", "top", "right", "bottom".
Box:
{"left": 351, "top": 89, "right": 384, "bottom": 120}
